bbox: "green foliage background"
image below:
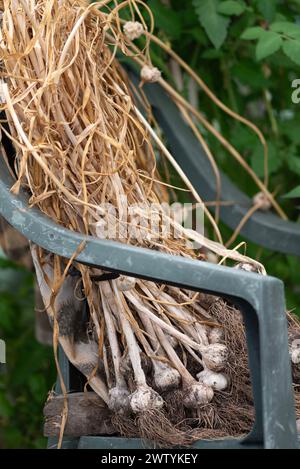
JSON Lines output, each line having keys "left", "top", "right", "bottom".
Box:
{"left": 0, "top": 256, "right": 56, "bottom": 448}
{"left": 0, "top": 0, "right": 300, "bottom": 448}
{"left": 147, "top": 0, "right": 300, "bottom": 311}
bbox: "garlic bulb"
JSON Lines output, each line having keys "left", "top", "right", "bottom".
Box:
{"left": 130, "top": 385, "right": 164, "bottom": 413}
{"left": 201, "top": 344, "right": 228, "bottom": 372}
{"left": 123, "top": 21, "right": 144, "bottom": 40}
{"left": 141, "top": 65, "right": 161, "bottom": 83}
{"left": 253, "top": 191, "right": 271, "bottom": 211}
{"left": 290, "top": 347, "right": 300, "bottom": 365}
{"left": 183, "top": 383, "right": 214, "bottom": 409}
{"left": 197, "top": 369, "right": 228, "bottom": 391}
{"left": 116, "top": 275, "right": 136, "bottom": 291}
{"left": 153, "top": 361, "right": 181, "bottom": 391}
{"left": 108, "top": 386, "right": 131, "bottom": 414}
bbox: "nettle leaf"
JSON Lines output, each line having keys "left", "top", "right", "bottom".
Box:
{"left": 241, "top": 26, "right": 265, "bottom": 40}
{"left": 270, "top": 21, "right": 300, "bottom": 39}
{"left": 193, "top": 0, "right": 230, "bottom": 49}
{"left": 282, "top": 39, "right": 300, "bottom": 66}
{"left": 256, "top": 31, "right": 282, "bottom": 61}
{"left": 217, "top": 0, "right": 246, "bottom": 16}
{"left": 283, "top": 185, "right": 300, "bottom": 199}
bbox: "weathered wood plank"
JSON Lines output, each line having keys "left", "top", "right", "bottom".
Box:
{"left": 44, "top": 392, "right": 115, "bottom": 437}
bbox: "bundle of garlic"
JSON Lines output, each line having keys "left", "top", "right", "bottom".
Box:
{"left": 0, "top": 0, "right": 298, "bottom": 446}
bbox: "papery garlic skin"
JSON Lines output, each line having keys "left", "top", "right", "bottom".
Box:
{"left": 130, "top": 385, "right": 164, "bottom": 413}
{"left": 183, "top": 383, "right": 214, "bottom": 409}
{"left": 153, "top": 361, "right": 181, "bottom": 391}
{"left": 108, "top": 386, "right": 131, "bottom": 414}
{"left": 253, "top": 191, "right": 271, "bottom": 211}
{"left": 201, "top": 344, "right": 228, "bottom": 372}
{"left": 290, "top": 348, "right": 300, "bottom": 365}
{"left": 141, "top": 65, "right": 161, "bottom": 83}
{"left": 197, "top": 369, "right": 228, "bottom": 391}
{"left": 123, "top": 21, "right": 144, "bottom": 40}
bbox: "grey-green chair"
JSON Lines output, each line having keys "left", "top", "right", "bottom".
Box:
{"left": 0, "top": 78, "right": 299, "bottom": 447}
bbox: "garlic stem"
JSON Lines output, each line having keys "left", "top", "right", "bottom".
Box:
{"left": 112, "top": 282, "right": 164, "bottom": 412}
{"left": 137, "top": 310, "right": 181, "bottom": 391}
{"left": 100, "top": 283, "right": 127, "bottom": 388}
{"left": 112, "top": 283, "right": 146, "bottom": 387}
{"left": 125, "top": 290, "right": 203, "bottom": 351}
{"left": 154, "top": 324, "right": 214, "bottom": 408}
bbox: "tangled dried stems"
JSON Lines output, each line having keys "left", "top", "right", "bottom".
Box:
{"left": 0, "top": 0, "right": 298, "bottom": 447}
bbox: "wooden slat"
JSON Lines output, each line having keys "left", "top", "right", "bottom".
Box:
{"left": 44, "top": 392, "right": 115, "bottom": 437}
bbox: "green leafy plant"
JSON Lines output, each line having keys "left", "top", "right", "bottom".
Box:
{"left": 193, "top": 0, "right": 230, "bottom": 49}
{"left": 0, "top": 258, "right": 55, "bottom": 448}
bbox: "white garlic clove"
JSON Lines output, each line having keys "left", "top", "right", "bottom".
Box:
{"left": 201, "top": 344, "right": 228, "bottom": 372}
{"left": 183, "top": 383, "right": 214, "bottom": 409}
{"left": 197, "top": 369, "right": 228, "bottom": 391}
{"left": 130, "top": 385, "right": 164, "bottom": 413}
{"left": 116, "top": 275, "right": 136, "bottom": 291}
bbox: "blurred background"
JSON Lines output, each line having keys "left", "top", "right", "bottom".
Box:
{"left": 0, "top": 251, "right": 55, "bottom": 449}
{"left": 1, "top": 0, "right": 300, "bottom": 448}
